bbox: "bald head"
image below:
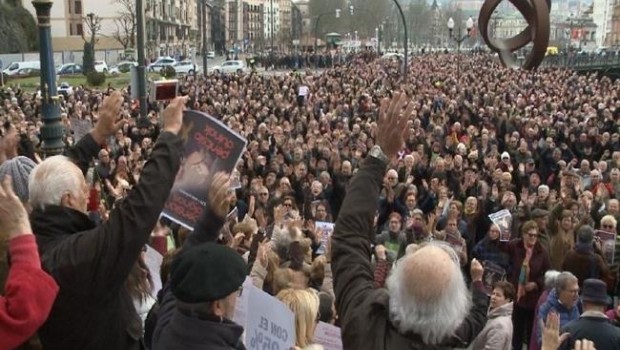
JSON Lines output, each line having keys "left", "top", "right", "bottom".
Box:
{"left": 386, "top": 242, "right": 471, "bottom": 345}
{"left": 401, "top": 246, "right": 455, "bottom": 302}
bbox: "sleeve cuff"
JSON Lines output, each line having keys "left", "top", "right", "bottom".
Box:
{"left": 9, "top": 234, "right": 41, "bottom": 268}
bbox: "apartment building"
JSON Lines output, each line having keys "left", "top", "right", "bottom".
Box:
{"left": 145, "top": 0, "right": 199, "bottom": 58}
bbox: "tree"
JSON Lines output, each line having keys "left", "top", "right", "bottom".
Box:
{"left": 112, "top": 0, "right": 136, "bottom": 49}
{"left": 82, "top": 14, "right": 101, "bottom": 74}
{"left": 407, "top": 0, "right": 431, "bottom": 47}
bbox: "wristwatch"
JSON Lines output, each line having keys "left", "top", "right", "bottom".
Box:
{"left": 368, "top": 145, "right": 389, "bottom": 165}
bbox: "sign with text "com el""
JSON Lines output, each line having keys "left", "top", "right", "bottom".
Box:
{"left": 245, "top": 284, "right": 295, "bottom": 350}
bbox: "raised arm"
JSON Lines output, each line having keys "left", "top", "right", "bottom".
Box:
{"left": 64, "top": 93, "right": 127, "bottom": 176}
{"left": 332, "top": 92, "right": 414, "bottom": 324}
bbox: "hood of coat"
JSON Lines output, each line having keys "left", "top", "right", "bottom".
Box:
{"left": 488, "top": 301, "right": 513, "bottom": 319}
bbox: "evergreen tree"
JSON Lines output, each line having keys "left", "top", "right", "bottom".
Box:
{"left": 83, "top": 42, "right": 95, "bottom": 74}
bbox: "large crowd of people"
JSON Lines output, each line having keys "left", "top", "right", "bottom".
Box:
{"left": 0, "top": 51, "right": 620, "bottom": 350}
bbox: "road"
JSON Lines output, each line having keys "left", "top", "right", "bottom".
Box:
{"left": 201, "top": 55, "right": 325, "bottom": 76}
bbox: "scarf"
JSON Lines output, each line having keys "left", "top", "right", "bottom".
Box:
{"left": 517, "top": 246, "right": 533, "bottom": 302}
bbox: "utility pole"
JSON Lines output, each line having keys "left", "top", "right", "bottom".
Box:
{"left": 136, "top": 0, "right": 147, "bottom": 118}
{"left": 270, "top": 0, "right": 274, "bottom": 51}
{"left": 202, "top": 0, "right": 208, "bottom": 73}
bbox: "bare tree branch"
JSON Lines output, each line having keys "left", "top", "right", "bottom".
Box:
{"left": 112, "top": 0, "right": 136, "bottom": 49}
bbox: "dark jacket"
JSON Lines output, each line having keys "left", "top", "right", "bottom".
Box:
{"left": 153, "top": 308, "right": 246, "bottom": 350}
{"left": 331, "top": 157, "right": 489, "bottom": 350}
{"left": 502, "top": 238, "right": 551, "bottom": 310}
{"left": 561, "top": 244, "right": 613, "bottom": 289}
{"left": 560, "top": 313, "right": 620, "bottom": 350}
{"left": 32, "top": 132, "right": 183, "bottom": 350}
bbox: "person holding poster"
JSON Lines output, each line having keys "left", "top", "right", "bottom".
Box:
{"left": 331, "top": 92, "right": 488, "bottom": 350}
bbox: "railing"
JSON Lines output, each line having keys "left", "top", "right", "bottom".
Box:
{"left": 538, "top": 53, "right": 620, "bottom": 69}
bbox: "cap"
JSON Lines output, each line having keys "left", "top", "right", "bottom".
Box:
{"left": 581, "top": 279, "right": 611, "bottom": 305}
{"left": 171, "top": 243, "right": 247, "bottom": 303}
{"left": 530, "top": 208, "right": 549, "bottom": 219}
{"left": 0, "top": 156, "right": 37, "bottom": 202}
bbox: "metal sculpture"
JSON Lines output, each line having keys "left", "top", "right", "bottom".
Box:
{"left": 478, "top": 0, "right": 551, "bottom": 70}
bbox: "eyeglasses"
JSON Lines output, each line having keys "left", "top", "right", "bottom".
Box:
{"left": 602, "top": 224, "right": 615, "bottom": 229}
{"left": 527, "top": 233, "right": 539, "bottom": 238}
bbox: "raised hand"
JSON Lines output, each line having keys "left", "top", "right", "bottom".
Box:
{"left": 541, "top": 312, "right": 570, "bottom": 350}
{"left": 162, "top": 96, "right": 189, "bottom": 135}
{"left": 376, "top": 91, "right": 415, "bottom": 159}
{"left": 0, "top": 176, "right": 31, "bottom": 240}
{"left": 208, "top": 172, "right": 232, "bottom": 218}
{"left": 92, "top": 91, "right": 127, "bottom": 144}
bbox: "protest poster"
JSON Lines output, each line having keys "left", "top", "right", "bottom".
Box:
{"left": 482, "top": 261, "right": 506, "bottom": 295}
{"left": 162, "top": 110, "right": 247, "bottom": 229}
{"left": 595, "top": 230, "right": 616, "bottom": 265}
{"left": 315, "top": 221, "right": 335, "bottom": 255}
{"left": 488, "top": 209, "right": 513, "bottom": 241}
{"left": 313, "top": 322, "right": 343, "bottom": 350}
{"left": 70, "top": 117, "right": 92, "bottom": 142}
{"left": 244, "top": 283, "right": 295, "bottom": 350}
{"left": 233, "top": 277, "right": 254, "bottom": 344}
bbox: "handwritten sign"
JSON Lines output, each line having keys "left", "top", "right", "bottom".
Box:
{"left": 313, "top": 322, "right": 343, "bottom": 350}
{"left": 244, "top": 283, "right": 295, "bottom": 350}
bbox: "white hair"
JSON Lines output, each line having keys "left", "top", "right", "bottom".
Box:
{"left": 29, "top": 155, "right": 82, "bottom": 210}
{"left": 386, "top": 242, "right": 472, "bottom": 345}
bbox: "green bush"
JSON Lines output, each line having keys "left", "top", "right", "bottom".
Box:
{"left": 160, "top": 65, "right": 176, "bottom": 79}
{"left": 86, "top": 71, "right": 106, "bottom": 86}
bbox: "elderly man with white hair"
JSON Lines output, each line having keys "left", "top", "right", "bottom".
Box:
{"left": 332, "top": 92, "right": 488, "bottom": 350}
{"left": 28, "top": 93, "right": 188, "bottom": 350}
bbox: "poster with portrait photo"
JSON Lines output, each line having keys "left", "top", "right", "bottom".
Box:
{"left": 488, "top": 209, "right": 513, "bottom": 242}
{"left": 482, "top": 261, "right": 507, "bottom": 296}
{"left": 445, "top": 232, "right": 465, "bottom": 254}
{"left": 595, "top": 230, "right": 616, "bottom": 265}
{"left": 315, "top": 221, "right": 335, "bottom": 255}
{"left": 162, "top": 110, "right": 247, "bottom": 229}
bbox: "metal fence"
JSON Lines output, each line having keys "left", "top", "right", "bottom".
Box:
{"left": 540, "top": 54, "right": 620, "bottom": 69}
{"left": 0, "top": 48, "right": 128, "bottom": 70}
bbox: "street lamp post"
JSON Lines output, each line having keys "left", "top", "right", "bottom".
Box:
{"left": 32, "top": 0, "right": 65, "bottom": 156}
{"left": 392, "top": 0, "right": 408, "bottom": 80}
{"left": 136, "top": 0, "right": 147, "bottom": 118}
{"left": 201, "top": 0, "right": 208, "bottom": 75}
{"left": 270, "top": 0, "right": 274, "bottom": 51}
{"left": 447, "top": 16, "right": 474, "bottom": 79}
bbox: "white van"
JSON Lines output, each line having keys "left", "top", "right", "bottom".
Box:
{"left": 3, "top": 61, "right": 41, "bottom": 76}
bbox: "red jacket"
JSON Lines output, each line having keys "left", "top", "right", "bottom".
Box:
{"left": 0, "top": 235, "right": 59, "bottom": 350}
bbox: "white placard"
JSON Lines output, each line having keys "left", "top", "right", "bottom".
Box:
{"left": 245, "top": 283, "right": 295, "bottom": 350}
{"left": 313, "top": 322, "right": 343, "bottom": 350}
{"left": 144, "top": 245, "right": 163, "bottom": 296}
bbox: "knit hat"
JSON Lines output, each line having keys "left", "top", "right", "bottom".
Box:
{"left": 170, "top": 243, "right": 246, "bottom": 303}
{"left": 0, "top": 156, "right": 37, "bottom": 202}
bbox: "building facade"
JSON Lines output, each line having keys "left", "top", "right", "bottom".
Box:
{"left": 609, "top": 2, "right": 620, "bottom": 47}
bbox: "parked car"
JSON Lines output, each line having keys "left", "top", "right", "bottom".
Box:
{"left": 210, "top": 60, "right": 247, "bottom": 74}
{"left": 57, "top": 63, "right": 83, "bottom": 75}
{"left": 58, "top": 82, "right": 73, "bottom": 96}
{"left": 109, "top": 61, "right": 138, "bottom": 74}
{"left": 94, "top": 61, "right": 109, "bottom": 73}
{"left": 148, "top": 57, "right": 176, "bottom": 72}
{"left": 207, "top": 51, "right": 215, "bottom": 59}
{"left": 173, "top": 60, "right": 202, "bottom": 75}
{"left": 3, "top": 61, "right": 41, "bottom": 76}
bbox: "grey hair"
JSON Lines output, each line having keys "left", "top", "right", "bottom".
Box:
{"left": 555, "top": 272, "right": 578, "bottom": 291}
{"left": 386, "top": 241, "right": 471, "bottom": 344}
{"left": 544, "top": 270, "right": 561, "bottom": 290}
{"left": 29, "top": 155, "right": 82, "bottom": 210}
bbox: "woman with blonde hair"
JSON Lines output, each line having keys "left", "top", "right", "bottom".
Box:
{"left": 276, "top": 289, "right": 323, "bottom": 349}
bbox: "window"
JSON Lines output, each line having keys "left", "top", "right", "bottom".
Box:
{"left": 74, "top": 0, "right": 82, "bottom": 15}
{"left": 67, "top": 0, "right": 72, "bottom": 14}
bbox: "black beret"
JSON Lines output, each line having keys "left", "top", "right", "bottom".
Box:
{"left": 171, "top": 243, "right": 246, "bottom": 303}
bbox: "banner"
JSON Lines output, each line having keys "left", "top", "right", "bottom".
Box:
{"left": 595, "top": 230, "right": 616, "bottom": 265}
{"left": 241, "top": 283, "right": 295, "bottom": 350}
{"left": 162, "top": 110, "right": 247, "bottom": 229}
{"left": 313, "top": 322, "right": 343, "bottom": 350}
{"left": 488, "top": 209, "right": 512, "bottom": 242}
